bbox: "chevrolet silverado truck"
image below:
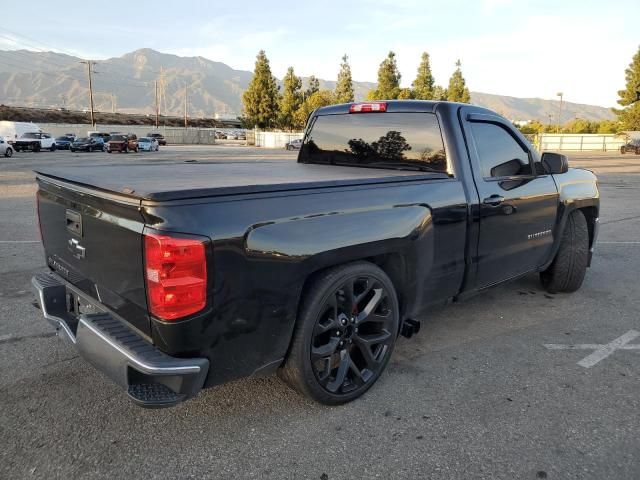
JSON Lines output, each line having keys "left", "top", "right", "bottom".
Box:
{"left": 31, "top": 100, "right": 599, "bottom": 408}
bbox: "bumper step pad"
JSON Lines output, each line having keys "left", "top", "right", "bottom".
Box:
{"left": 128, "top": 383, "right": 185, "bottom": 407}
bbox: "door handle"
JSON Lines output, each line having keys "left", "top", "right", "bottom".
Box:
{"left": 482, "top": 195, "right": 505, "bottom": 206}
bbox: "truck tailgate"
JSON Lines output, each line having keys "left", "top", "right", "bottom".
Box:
{"left": 36, "top": 175, "right": 151, "bottom": 336}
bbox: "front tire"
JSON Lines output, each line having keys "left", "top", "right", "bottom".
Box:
{"left": 5, "top": 147, "right": 13, "bottom": 157}
{"left": 540, "top": 210, "right": 589, "bottom": 293}
{"left": 50, "top": 143, "right": 56, "bottom": 151}
{"left": 279, "top": 261, "right": 399, "bottom": 405}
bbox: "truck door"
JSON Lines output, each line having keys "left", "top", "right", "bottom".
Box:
{"left": 462, "top": 110, "right": 559, "bottom": 288}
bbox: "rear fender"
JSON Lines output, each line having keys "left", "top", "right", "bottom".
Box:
{"left": 245, "top": 203, "right": 435, "bottom": 317}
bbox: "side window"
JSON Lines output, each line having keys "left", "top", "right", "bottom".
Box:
{"left": 470, "top": 122, "right": 532, "bottom": 178}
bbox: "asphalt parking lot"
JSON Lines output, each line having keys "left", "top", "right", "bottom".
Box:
{"left": 1, "top": 146, "right": 639, "bottom": 479}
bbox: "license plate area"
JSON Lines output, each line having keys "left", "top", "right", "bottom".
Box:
{"left": 64, "top": 289, "right": 101, "bottom": 335}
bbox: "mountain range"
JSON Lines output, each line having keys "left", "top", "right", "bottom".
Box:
{"left": 0, "top": 48, "right": 614, "bottom": 122}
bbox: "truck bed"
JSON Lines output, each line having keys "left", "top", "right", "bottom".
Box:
{"left": 35, "top": 161, "right": 440, "bottom": 202}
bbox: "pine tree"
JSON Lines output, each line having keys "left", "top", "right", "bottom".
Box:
{"left": 412, "top": 52, "right": 435, "bottom": 100}
{"left": 368, "top": 51, "right": 402, "bottom": 100}
{"left": 432, "top": 85, "right": 447, "bottom": 101}
{"left": 335, "top": 54, "right": 354, "bottom": 103}
{"left": 398, "top": 88, "right": 414, "bottom": 99}
{"left": 306, "top": 75, "right": 320, "bottom": 97}
{"left": 446, "top": 60, "right": 471, "bottom": 103}
{"left": 614, "top": 45, "right": 640, "bottom": 130}
{"left": 278, "top": 66, "right": 302, "bottom": 130}
{"left": 293, "top": 90, "right": 335, "bottom": 129}
{"left": 242, "top": 50, "right": 280, "bottom": 129}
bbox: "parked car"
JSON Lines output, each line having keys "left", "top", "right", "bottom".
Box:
{"left": 89, "top": 132, "right": 111, "bottom": 144}
{"left": 0, "top": 136, "right": 14, "bottom": 157}
{"left": 31, "top": 100, "right": 599, "bottom": 408}
{"left": 214, "top": 130, "right": 226, "bottom": 140}
{"left": 235, "top": 131, "right": 246, "bottom": 140}
{"left": 107, "top": 134, "right": 138, "bottom": 153}
{"left": 55, "top": 136, "right": 74, "bottom": 150}
{"left": 147, "top": 132, "right": 167, "bottom": 146}
{"left": 70, "top": 137, "right": 104, "bottom": 152}
{"left": 13, "top": 132, "right": 56, "bottom": 152}
{"left": 138, "top": 137, "right": 159, "bottom": 151}
{"left": 620, "top": 139, "right": 640, "bottom": 154}
{"left": 285, "top": 138, "right": 303, "bottom": 150}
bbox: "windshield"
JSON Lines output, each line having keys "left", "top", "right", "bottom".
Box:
{"left": 139, "top": 138, "right": 150, "bottom": 142}
{"left": 299, "top": 112, "right": 448, "bottom": 173}
{"left": 56, "top": 137, "right": 69, "bottom": 141}
{"left": 110, "top": 135, "right": 126, "bottom": 141}
{"left": 76, "top": 137, "right": 89, "bottom": 142}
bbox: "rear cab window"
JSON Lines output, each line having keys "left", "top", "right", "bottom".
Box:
{"left": 299, "top": 112, "right": 448, "bottom": 174}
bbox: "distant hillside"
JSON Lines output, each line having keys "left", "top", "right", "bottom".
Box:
{"left": 0, "top": 48, "right": 613, "bottom": 122}
{"left": 470, "top": 92, "right": 614, "bottom": 122}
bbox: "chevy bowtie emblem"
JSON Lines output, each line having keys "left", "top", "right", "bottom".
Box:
{"left": 68, "top": 238, "right": 86, "bottom": 259}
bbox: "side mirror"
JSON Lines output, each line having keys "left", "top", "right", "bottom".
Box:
{"left": 541, "top": 152, "right": 569, "bottom": 174}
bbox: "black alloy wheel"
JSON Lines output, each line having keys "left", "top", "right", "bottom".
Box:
{"left": 279, "top": 262, "right": 399, "bottom": 404}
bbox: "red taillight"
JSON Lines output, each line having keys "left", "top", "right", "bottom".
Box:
{"left": 144, "top": 232, "right": 207, "bottom": 321}
{"left": 349, "top": 102, "right": 387, "bottom": 113}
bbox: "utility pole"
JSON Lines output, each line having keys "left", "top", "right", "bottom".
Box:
{"left": 556, "top": 92, "right": 564, "bottom": 134}
{"left": 154, "top": 81, "right": 159, "bottom": 129}
{"left": 80, "top": 60, "right": 96, "bottom": 127}
{"left": 184, "top": 81, "right": 188, "bottom": 129}
{"left": 159, "top": 66, "right": 167, "bottom": 118}
{"left": 111, "top": 93, "right": 116, "bottom": 113}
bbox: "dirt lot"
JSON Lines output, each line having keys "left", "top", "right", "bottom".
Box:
{"left": 1, "top": 147, "right": 639, "bottom": 479}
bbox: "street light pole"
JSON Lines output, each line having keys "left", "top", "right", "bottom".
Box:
{"left": 556, "top": 92, "right": 564, "bottom": 134}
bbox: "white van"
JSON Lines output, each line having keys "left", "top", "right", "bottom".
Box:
{"left": 0, "top": 121, "right": 42, "bottom": 144}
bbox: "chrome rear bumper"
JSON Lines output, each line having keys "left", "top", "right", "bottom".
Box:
{"left": 32, "top": 271, "right": 209, "bottom": 408}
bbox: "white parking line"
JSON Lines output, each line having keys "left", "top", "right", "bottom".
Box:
{"left": 545, "top": 330, "right": 640, "bottom": 368}
{"left": 598, "top": 241, "right": 640, "bottom": 244}
{"left": 0, "top": 240, "right": 40, "bottom": 243}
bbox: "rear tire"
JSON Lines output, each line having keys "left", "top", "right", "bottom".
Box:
{"left": 33, "top": 143, "right": 40, "bottom": 152}
{"left": 278, "top": 261, "right": 399, "bottom": 405}
{"left": 621, "top": 146, "right": 626, "bottom": 154}
{"left": 50, "top": 143, "right": 56, "bottom": 151}
{"left": 540, "top": 210, "right": 589, "bottom": 293}
{"left": 5, "top": 147, "right": 13, "bottom": 157}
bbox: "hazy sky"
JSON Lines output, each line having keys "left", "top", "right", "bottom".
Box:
{"left": 1, "top": 0, "right": 638, "bottom": 107}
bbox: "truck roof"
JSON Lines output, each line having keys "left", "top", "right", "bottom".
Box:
{"left": 35, "top": 161, "right": 441, "bottom": 202}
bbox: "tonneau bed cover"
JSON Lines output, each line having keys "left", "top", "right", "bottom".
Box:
{"left": 35, "top": 161, "right": 441, "bottom": 202}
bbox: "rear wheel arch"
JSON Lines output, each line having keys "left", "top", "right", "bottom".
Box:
{"left": 578, "top": 206, "right": 598, "bottom": 250}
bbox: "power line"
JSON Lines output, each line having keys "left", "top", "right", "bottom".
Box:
{"left": 0, "top": 28, "right": 86, "bottom": 60}
{"left": 0, "top": 44, "right": 79, "bottom": 71}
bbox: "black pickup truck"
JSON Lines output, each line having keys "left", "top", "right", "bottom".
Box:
{"left": 32, "top": 101, "right": 599, "bottom": 408}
